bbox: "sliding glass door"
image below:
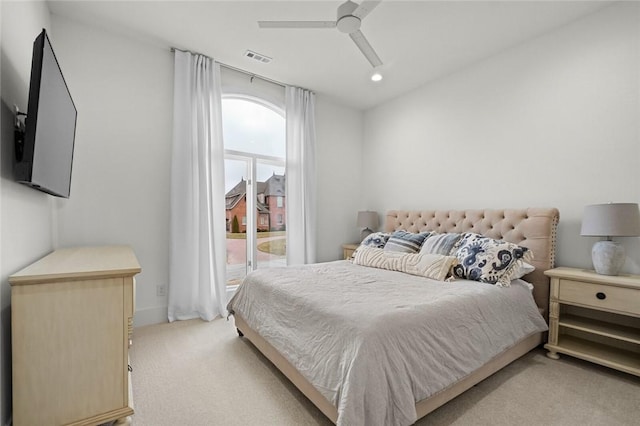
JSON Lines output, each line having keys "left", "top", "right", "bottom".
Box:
{"left": 224, "top": 157, "right": 249, "bottom": 286}
{"left": 255, "top": 160, "right": 286, "bottom": 270}
{"left": 222, "top": 97, "right": 286, "bottom": 287}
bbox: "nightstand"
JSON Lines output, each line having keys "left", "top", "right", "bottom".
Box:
{"left": 544, "top": 267, "right": 640, "bottom": 376}
{"left": 342, "top": 243, "right": 359, "bottom": 260}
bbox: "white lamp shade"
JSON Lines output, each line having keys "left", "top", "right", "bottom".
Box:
{"left": 357, "top": 211, "right": 379, "bottom": 230}
{"left": 581, "top": 203, "right": 640, "bottom": 237}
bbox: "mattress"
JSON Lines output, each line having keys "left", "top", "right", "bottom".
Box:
{"left": 227, "top": 260, "right": 548, "bottom": 426}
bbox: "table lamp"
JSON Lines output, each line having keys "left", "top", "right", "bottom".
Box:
{"left": 357, "top": 211, "right": 379, "bottom": 241}
{"left": 580, "top": 203, "right": 640, "bottom": 275}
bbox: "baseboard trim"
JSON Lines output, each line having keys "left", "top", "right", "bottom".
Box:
{"left": 134, "top": 306, "right": 168, "bottom": 327}
{"left": 134, "top": 287, "right": 237, "bottom": 327}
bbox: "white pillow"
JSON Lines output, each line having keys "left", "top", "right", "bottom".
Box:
{"left": 512, "top": 262, "right": 535, "bottom": 280}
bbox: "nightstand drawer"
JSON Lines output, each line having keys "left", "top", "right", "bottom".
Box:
{"left": 558, "top": 279, "right": 640, "bottom": 316}
{"left": 545, "top": 267, "right": 640, "bottom": 376}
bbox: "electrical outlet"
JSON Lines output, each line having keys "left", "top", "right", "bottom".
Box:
{"left": 156, "top": 284, "right": 166, "bottom": 297}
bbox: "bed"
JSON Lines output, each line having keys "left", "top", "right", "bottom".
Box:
{"left": 228, "top": 208, "right": 559, "bottom": 425}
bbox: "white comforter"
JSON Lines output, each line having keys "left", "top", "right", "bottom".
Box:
{"left": 227, "top": 260, "right": 547, "bottom": 426}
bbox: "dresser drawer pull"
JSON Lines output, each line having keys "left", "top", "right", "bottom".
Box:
{"left": 596, "top": 292, "right": 606, "bottom": 300}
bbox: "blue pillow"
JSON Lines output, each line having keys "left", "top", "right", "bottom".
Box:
{"left": 384, "top": 230, "right": 431, "bottom": 253}
{"left": 451, "top": 233, "right": 532, "bottom": 286}
{"left": 360, "top": 232, "right": 391, "bottom": 249}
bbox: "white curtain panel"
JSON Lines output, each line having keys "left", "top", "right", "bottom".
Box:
{"left": 285, "top": 86, "right": 317, "bottom": 265}
{"left": 169, "top": 51, "right": 228, "bottom": 322}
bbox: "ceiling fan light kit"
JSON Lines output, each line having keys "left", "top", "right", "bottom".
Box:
{"left": 337, "top": 15, "right": 361, "bottom": 33}
{"left": 336, "top": 1, "right": 361, "bottom": 33}
{"left": 258, "top": 1, "right": 384, "bottom": 77}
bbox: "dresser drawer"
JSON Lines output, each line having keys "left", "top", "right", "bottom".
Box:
{"left": 558, "top": 279, "right": 640, "bottom": 316}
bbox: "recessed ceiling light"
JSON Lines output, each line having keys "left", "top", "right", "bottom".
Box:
{"left": 371, "top": 71, "right": 383, "bottom": 82}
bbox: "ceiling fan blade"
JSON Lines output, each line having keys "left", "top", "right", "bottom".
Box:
{"left": 258, "top": 21, "right": 336, "bottom": 29}
{"left": 349, "top": 30, "right": 383, "bottom": 67}
{"left": 352, "top": 1, "right": 381, "bottom": 20}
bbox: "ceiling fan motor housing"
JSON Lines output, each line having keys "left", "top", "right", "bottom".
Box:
{"left": 336, "top": 0, "right": 361, "bottom": 33}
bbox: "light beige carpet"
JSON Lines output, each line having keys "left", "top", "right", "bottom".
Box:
{"left": 129, "top": 318, "right": 640, "bottom": 426}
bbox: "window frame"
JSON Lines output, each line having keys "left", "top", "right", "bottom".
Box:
{"left": 223, "top": 94, "right": 286, "bottom": 290}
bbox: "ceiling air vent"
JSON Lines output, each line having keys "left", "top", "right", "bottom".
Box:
{"left": 244, "top": 50, "right": 272, "bottom": 64}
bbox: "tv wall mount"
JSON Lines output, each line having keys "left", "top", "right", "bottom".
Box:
{"left": 14, "top": 105, "right": 27, "bottom": 162}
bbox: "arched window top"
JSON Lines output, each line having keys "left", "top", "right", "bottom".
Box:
{"left": 224, "top": 94, "right": 284, "bottom": 117}
{"left": 222, "top": 96, "right": 285, "bottom": 158}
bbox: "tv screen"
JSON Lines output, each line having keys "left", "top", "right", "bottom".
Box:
{"left": 15, "top": 29, "right": 77, "bottom": 198}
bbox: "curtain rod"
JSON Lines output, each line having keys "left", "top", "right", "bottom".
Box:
{"left": 171, "top": 47, "right": 287, "bottom": 89}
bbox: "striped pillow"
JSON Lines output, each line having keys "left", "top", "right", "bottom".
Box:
{"left": 384, "top": 230, "right": 431, "bottom": 253}
{"left": 419, "top": 233, "right": 462, "bottom": 256}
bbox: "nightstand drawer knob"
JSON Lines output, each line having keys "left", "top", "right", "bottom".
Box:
{"left": 596, "top": 292, "right": 606, "bottom": 300}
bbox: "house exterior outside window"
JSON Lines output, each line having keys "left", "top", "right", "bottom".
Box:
{"left": 225, "top": 174, "right": 286, "bottom": 232}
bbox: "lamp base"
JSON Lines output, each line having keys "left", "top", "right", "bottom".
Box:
{"left": 592, "top": 240, "right": 625, "bottom": 276}
{"left": 360, "top": 228, "right": 373, "bottom": 242}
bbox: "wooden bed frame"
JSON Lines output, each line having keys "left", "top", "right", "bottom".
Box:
{"left": 233, "top": 208, "right": 560, "bottom": 424}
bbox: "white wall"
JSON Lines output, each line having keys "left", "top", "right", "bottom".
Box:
{"left": 0, "top": 2, "right": 54, "bottom": 423}
{"left": 315, "top": 95, "right": 364, "bottom": 261}
{"left": 221, "top": 66, "right": 284, "bottom": 108}
{"left": 50, "top": 15, "right": 174, "bottom": 326}
{"left": 363, "top": 2, "right": 640, "bottom": 274}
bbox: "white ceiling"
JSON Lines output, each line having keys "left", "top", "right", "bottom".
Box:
{"left": 47, "top": 0, "right": 612, "bottom": 110}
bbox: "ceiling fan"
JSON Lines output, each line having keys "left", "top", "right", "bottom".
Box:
{"left": 258, "top": 1, "right": 383, "bottom": 68}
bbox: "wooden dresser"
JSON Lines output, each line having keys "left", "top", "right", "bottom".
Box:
{"left": 9, "top": 245, "right": 141, "bottom": 426}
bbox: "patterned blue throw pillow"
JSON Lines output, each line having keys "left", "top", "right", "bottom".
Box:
{"left": 451, "top": 233, "right": 532, "bottom": 286}
{"left": 384, "top": 230, "right": 431, "bottom": 253}
{"left": 360, "top": 232, "right": 391, "bottom": 249}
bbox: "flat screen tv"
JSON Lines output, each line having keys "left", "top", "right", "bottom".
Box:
{"left": 14, "top": 29, "right": 77, "bottom": 198}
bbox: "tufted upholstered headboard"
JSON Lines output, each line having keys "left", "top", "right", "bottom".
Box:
{"left": 385, "top": 208, "right": 559, "bottom": 318}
